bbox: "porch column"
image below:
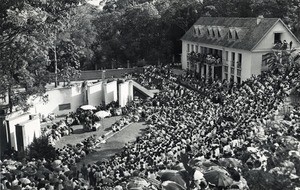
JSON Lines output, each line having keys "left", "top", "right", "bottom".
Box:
{"left": 206, "top": 64, "right": 209, "bottom": 78}
{"left": 211, "top": 66, "right": 215, "bottom": 80}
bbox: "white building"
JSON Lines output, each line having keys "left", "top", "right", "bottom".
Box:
{"left": 181, "top": 17, "right": 300, "bottom": 83}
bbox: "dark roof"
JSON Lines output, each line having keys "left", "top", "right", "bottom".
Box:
{"left": 181, "top": 17, "right": 280, "bottom": 51}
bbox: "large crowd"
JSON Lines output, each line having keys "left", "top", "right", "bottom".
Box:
{"left": 1, "top": 63, "right": 300, "bottom": 189}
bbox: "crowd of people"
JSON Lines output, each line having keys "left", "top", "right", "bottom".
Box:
{"left": 1, "top": 62, "right": 300, "bottom": 189}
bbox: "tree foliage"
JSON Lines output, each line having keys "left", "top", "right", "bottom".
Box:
{"left": 0, "top": 0, "right": 89, "bottom": 111}
{"left": 27, "top": 135, "right": 57, "bottom": 161}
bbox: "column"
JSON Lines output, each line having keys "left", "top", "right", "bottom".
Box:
{"left": 211, "top": 66, "right": 215, "bottom": 80}
{"left": 206, "top": 64, "right": 209, "bottom": 78}
{"left": 234, "top": 53, "right": 237, "bottom": 83}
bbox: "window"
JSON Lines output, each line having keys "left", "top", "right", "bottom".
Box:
{"left": 237, "top": 69, "right": 241, "bottom": 76}
{"left": 226, "top": 51, "right": 229, "bottom": 61}
{"left": 235, "top": 31, "right": 239, "bottom": 40}
{"left": 195, "top": 45, "right": 199, "bottom": 53}
{"left": 238, "top": 53, "right": 242, "bottom": 68}
{"left": 191, "top": 44, "right": 194, "bottom": 52}
{"left": 225, "top": 74, "right": 228, "bottom": 80}
{"left": 224, "top": 66, "right": 229, "bottom": 73}
{"left": 187, "top": 44, "right": 190, "bottom": 52}
{"left": 228, "top": 30, "right": 233, "bottom": 39}
{"left": 218, "top": 30, "right": 221, "bottom": 38}
{"left": 194, "top": 28, "right": 197, "bottom": 35}
{"left": 198, "top": 28, "right": 201, "bottom": 36}
{"left": 231, "top": 68, "right": 235, "bottom": 74}
{"left": 237, "top": 77, "right": 241, "bottom": 84}
{"left": 207, "top": 28, "right": 210, "bottom": 36}
{"left": 0, "top": 94, "right": 7, "bottom": 104}
{"left": 232, "top": 52, "right": 235, "bottom": 62}
{"left": 274, "top": 33, "right": 281, "bottom": 43}
{"left": 59, "top": 103, "right": 71, "bottom": 111}
{"left": 212, "top": 29, "right": 215, "bottom": 37}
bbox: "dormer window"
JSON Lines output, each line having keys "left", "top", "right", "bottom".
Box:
{"left": 198, "top": 28, "right": 201, "bottom": 36}
{"left": 212, "top": 29, "right": 215, "bottom": 38}
{"left": 235, "top": 31, "right": 239, "bottom": 40}
{"left": 228, "top": 30, "right": 233, "bottom": 39}
{"left": 207, "top": 28, "right": 210, "bottom": 36}
{"left": 194, "top": 27, "right": 197, "bottom": 36}
{"left": 217, "top": 30, "right": 221, "bottom": 38}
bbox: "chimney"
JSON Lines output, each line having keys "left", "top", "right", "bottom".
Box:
{"left": 257, "top": 15, "right": 264, "bottom": 25}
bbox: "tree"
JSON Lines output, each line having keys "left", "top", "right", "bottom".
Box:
{"left": 0, "top": 0, "right": 86, "bottom": 111}
{"left": 27, "top": 135, "right": 57, "bottom": 162}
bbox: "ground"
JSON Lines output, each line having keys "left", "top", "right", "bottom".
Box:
{"left": 78, "top": 122, "right": 148, "bottom": 166}
{"left": 49, "top": 116, "right": 148, "bottom": 166}
{"left": 54, "top": 116, "right": 121, "bottom": 149}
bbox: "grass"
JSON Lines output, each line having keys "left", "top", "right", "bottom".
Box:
{"left": 53, "top": 116, "right": 122, "bottom": 149}
{"left": 49, "top": 116, "right": 148, "bottom": 166}
{"left": 77, "top": 122, "right": 148, "bottom": 166}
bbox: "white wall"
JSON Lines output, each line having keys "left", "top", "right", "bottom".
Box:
{"left": 6, "top": 113, "right": 32, "bottom": 151}
{"left": 251, "top": 52, "right": 265, "bottom": 76}
{"left": 119, "top": 82, "right": 129, "bottom": 107}
{"left": 31, "top": 85, "right": 84, "bottom": 117}
{"left": 104, "top": 81, "right": 118, "bottom": 105}
{"left": 18, "top": 117, "right": 41, "bottom": 149}
{"left": 182, "top": 41, "right": 188, "bottom": 70}
{"left": 118, "top": 81, "right": 133, "bottom": 107}
{"left": 87, "top": 81, "right": 104, "bottom": 106}
{"left": 254, "top": 21, "right": 300, "bottom": 51}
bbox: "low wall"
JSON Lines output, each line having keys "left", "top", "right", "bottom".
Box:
{"left": 119, "top": 81, "right": 133, "bottom": 107}
{"left": 104, "top": 81, "right": 118, "bottom": 105}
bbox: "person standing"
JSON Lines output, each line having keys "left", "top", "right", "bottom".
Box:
{"left": 81, "top": 164, "right": 88, "bottom": 180}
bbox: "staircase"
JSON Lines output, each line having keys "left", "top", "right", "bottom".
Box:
{"left": 131, "top": 80, "right": 155, "bottom": 98}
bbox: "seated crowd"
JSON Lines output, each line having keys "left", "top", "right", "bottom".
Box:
{"left": 1, "top": 64, "right": 300, "bottom": 190}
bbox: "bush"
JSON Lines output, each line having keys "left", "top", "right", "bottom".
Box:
{"left": 27, "top": 135, "right": 57, "bottom": 161}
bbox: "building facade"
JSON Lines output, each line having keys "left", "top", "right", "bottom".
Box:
{"left": 181, "top": 17, "right": 300, "bottom": 83}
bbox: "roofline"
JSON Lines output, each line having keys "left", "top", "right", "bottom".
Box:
{"left": 278, "top": 19, "right": 300, "bottom": 44}
{"left": 251, "top": 18, "right": 300, "bottom": 51}
{"left": 251, "top": 19, "right": 280, "bottom": 51}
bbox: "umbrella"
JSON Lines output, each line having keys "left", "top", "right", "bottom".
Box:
{"left": 19, "top": 178, "right": 31, "bottom": 184}
{"left": 145, "top": 178, "right": 161, "bottom": 189}
{"left": 3, "top": 160, "right": 15, "bottom": 165}
{"left": 12, "top": 169, "right": 23, "bottom": 176}
{"left": 6, "top": 165, "right": 17, "bottom": 171}
{"left": 161, "top": 180, "right": 186, "bottom": 190}
{"left": 80, "top": 105, "right": 97, "bottom": 110}
{"left": 64, "top": 170, "right": 73, "bottom": 177}
{"left": 208, "top": 166, "right": 229, "bottom": 175}
{"left": 204, "top": 170, "right": 233, "bottom": 187}
{"left": 36, "top": 172, "right": 45, "bottom": 179}
{"left": 127, "top": 177, "right": 149, "bottom": 189}
{"left": 94, "top": 110, "right": 111, "bottom": 118}
{"left": 219, "top": 158, "right": 242, "bottom": 168}
{"left": 160, "top": 172, "right": 186, "bottom": 188}
{"left": 38, "top": 167, "right": 52, "bottom": 174}
{"left": 280, "top": 136, "right": 299, "bottom": 149}
{"left": 50, "top": 177, "right": 60, "bottom": 184}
